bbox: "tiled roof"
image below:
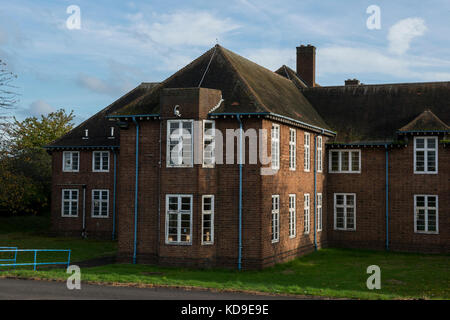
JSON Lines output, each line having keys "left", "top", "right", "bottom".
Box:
{"left": 301, "top": 82, "right": 450, "bottom": 143}
{"left": 113, "top": 45, "right": 331, "bottom": 130}
{"left": 46, "top": 82, "right": 158, "bottom": 148}
{"left": 398, "top": 109, "right": 449, "bottom": 132}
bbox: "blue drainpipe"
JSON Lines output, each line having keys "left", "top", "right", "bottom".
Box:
{"left": 313, "top": 135, "right": 317, "bottom": 251}
{"left": 112, "top": 148, "right": 117, "bottom": 240}
{"left": 237, "top": 115, "right": 243, "bottom": 270}
{"left": 132, "top": 117, "right": 139, "bottom": 264}
{"left": 385, "top": 144, "right": 389, "bottom": 251}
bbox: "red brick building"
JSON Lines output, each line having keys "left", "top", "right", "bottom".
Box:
{"left": 46, "top": 44, "right": 449, "bottom": 269}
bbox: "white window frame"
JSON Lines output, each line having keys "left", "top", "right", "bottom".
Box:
{"left": 329, "top": 150, "right": 361, "bottom": 173}
{"left": 271, "top": 124, "right": 280, "bottom": 170}
{"left": 202, "top": 120, "right": 215, "bottom": 168}
{"left": 91, "top": 189, "right": 109, "bottom": 218}
{"left": 271, "top": 195, "right": 280, "bottom": 243}
{"left": 414, "top": 195, "right": 439, "bottom": 234}
{"left": 62, "top": 151, "right": 80, "bottom": 172}
{"left": 289, "top": 194, "right": 296, "bottom": 238}
{"left": 334, "top": 193, "right": 356, "bottom": 231}
{"left": 61, "top": 189, "right": 78, "bottom": 217}
{"left": 317, "top": 136, "right": 323, "bottom": 173}
{"left": 414, "top": 137, "right": 438, "bottom": 174}
{"left": 304, "top": 133, "right": 310, "bottom": 172}
{"left": 166, "top": 120, "right": 194, "bottom": 168}
{"left": 92, "top": 151, "right": 110, "bottom": 172}
{"left": 289, "top": 129, "right": 296, "bottom": 170}
{"left": 201, "top": 195, "right": 214, "bottom": 245}
{"left": 304, "top": 193, "right": 310, "bottom": 234}
{"left": 165, "top": 194, "right": 193, "bottom": 245}
{"left": 317, "top": 193, "right": 322, "bottom": 231}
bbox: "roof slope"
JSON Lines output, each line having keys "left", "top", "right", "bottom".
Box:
{"left": 114, "top": 45, "right": 330, "bottom": 130}
{"left": 275, "top": 65, "right": 308, "bottom": 89}
{"left": 302, "top": 82, "right": 450, "bottom": 143}
{"left": 48, "top": 82, "right": 157, "bottom": 147}
{"left": 398, "top": 109, "right": 449, "bottom": 132}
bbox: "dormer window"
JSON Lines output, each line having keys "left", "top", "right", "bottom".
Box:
{"left": 82, "top": 129, "right": 89, "bottom": 140}
{"left": 108, "top": 127, "right": 115, "bottom": 139}
{"left": 414, "top": 137, "right": 437, "bottom": 174}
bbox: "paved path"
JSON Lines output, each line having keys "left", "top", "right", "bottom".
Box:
{"left": 0, "top": 278, "right": 302, "bottom": 300}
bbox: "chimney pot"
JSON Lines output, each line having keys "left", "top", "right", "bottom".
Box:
{"left": 345, "top": 79, "right": 361, "bottom": 86}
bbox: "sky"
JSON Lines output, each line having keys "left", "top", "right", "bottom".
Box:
{"left": 1, "top": 0, "right": 450, "bottom": 123}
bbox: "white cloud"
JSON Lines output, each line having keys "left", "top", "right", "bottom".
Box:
{"left": 26, "top": 100, "right": 55, "bottom": 117}
{"left": 388, "top": 18, "right": 427, "bottom": 55}
{"left": 76, "top": 73, "right": 132, "bottom": 96}
{"left": 128, "top": 11, "right": 240, "bottom": 47}
{"left": 318, "top": 46, "right": 450, "bottom": 81}
{"left": 243, "top": 48, "right": 294, "bottom": 71}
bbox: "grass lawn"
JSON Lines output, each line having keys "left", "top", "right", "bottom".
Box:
{"left": 0, "top": 216, "right": 448, "bottom": 299}
{"left": 0, "top": 216, "right": 116, "bottom": 264}
{"left": 2, "top": 246, "right": 449, "bottom": 299}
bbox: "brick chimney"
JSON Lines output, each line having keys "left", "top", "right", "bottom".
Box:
{"left": 345, "top": 79, "right": 361, "bottom": 86}
{"left": 296, "top": 45, "right": 316, "bottom": 87}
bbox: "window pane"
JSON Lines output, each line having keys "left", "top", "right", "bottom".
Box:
{"left": 181, "top": 197, "right": 191, "bottom": 210}
{"left": 72, "top": 153, "right": 79, "bottom": 170}
{"left": 341, "top": 151, "right": 349, "bottom": 171}
{"left": 346, "top": 195, "right": 355, "bottom": 206}
{"left": 427, "top": 138, "right": 435, "bottom": 149}
{"left": 351, "top": 151, "right": 360, "bottom": 171}
{"left": 331, "top": 152, "right": 339, "bottom": 171}
{"left": 427, "top": 151, "right": 436, "bottom": 171}
{"left": 168, "top": 197, "right": 178, "bottom": 210}
{"left": 416, "top": 196, "right": 425, "bottom": 207}
{"left": 416, "top": 138, "right": 424, "bottom": 148}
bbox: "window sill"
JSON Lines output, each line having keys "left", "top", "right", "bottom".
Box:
{"left": 414, "top": 231, "right": 439, "bottom": 235}
{"left": 165, "top": 242, "right": 192, "bottom": 246}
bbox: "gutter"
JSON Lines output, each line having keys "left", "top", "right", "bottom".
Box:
{"left": 237, "top": 115, "right": 243, "bottom": 270}
{"left": 385, "top": 144, "right": 389, "bottom": 251}
{"left": 313, "top": 136, "right": 317, "bottom": 251}
{"left": 132, "top": 117, "right": 140, "bottom": 264}
{"left": 112, "top": 148, "right": 117, "bottom": 241}
{"left": 106, "top": 114, "right": 160, "bottom": 119}
{"left": 208, "top": 112, "right": 336, "bottom": 136}
{"left": 82, "top": 185, "right": 87, "bottom": 238}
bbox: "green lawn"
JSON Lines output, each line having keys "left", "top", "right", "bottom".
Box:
{"left": 0, "top": 216, "right": 448, "bottom": 299}
{"left": 0, "top": 216, "right": 116, "bottom": 263}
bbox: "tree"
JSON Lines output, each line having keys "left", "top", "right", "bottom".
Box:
{"left": 0, "top": 109, "right": 74, "bottom": 215}
{"left": 0, "top": 59, "right": 18, "bottom": 110}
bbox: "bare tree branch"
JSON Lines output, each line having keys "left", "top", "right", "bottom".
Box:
{"left": 0, "top": 59, "right": 19, "bottom": 110}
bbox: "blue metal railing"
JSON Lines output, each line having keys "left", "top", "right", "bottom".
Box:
{"left": 0, "top": 248, "right": 71, "bottom": 271}
{"left": 0, "top": 247, "right": 18, "bottom": 265}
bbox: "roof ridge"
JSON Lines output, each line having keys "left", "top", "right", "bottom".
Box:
{"left": 113, "top": 46, "right": 218, "bottom": 115}
{"left": 217, "top": 46, "right": 270, "bottom": 113}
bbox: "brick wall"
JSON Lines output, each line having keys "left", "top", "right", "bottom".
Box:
{"left": 50, "top": 150, "right": 117, "bottom": 239}
{"left": 260, "top": 119, "right": 328, "bottom": 267}
{"left": 326, "top": 140, "right": 449, "bottom": 254}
